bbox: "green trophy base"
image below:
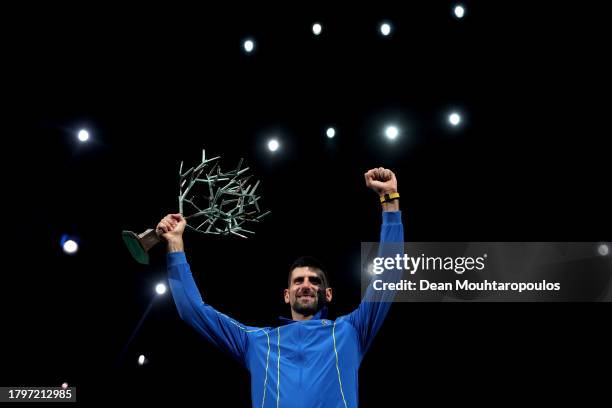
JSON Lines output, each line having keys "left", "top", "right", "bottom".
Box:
{"left": 121, "top": 229, "right": 160, "bottom": 265}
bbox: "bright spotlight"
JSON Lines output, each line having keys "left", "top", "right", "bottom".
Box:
{"left": 312, "top": 23, "right": 322, "bottom": 36}
{"left": 326, "top": 127, "right": 336, "bottom": 138}
{"left": 138, "top": 355, "right": 146, "bottom": 365}
{"left": 243, "top": 39, "right": 255, "bottom": 53}
{"left": 366, "top": 262, "right": 375, "bottom": 276}
{"left": 449, "top": 113, "right": 461, "bottom": 126}
{"left": 380, "top": 22, "right": 392, "bottom": 36}
{"left": 62, "top": 239, "right": 78, "bottom": 255}
{"left": 267, "top": 139, "right": 280, "bottom": 152}
{"left": 61, "top": 383, "right": 69, "bottom": 390}
{"left": 598, "top": 244, "right": 609, "bottom": 256}
{"left": 454, "top": 5, "right": 466, "bottom": 19}
{"left": 77, "top": 129, "right": 89, "bottom": 142}
{"left": 155, "top": 283, "right": 167, "bottom": 295}
{"left": 385, "top": 126, "right": 399, "bottom": 140}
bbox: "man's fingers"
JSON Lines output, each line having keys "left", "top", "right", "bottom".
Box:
{"left": 366, "top": 168, "right": 387, "bottom": 183}
{"left": 165, "top": 215, "right": 180, "bottom": 227}
{"left": 157, "top": 213, "right": 184, "bottom": 237}
{"left": 364, "top": 170, "right": 374, "bottom": 185}
{"left": 365, "top": 167, "right": 395, "bottom": 181}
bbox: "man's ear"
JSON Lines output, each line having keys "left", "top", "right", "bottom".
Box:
{"left": 284, "top": 288, "right": 290, "bottom": 304}
{"left": 325, "top": 287, "right": 333, "bottom": 303}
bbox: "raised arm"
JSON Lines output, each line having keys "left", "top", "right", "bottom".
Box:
{"left": 158, "top": 214, "right": 249, "bottom": 364}
{"left": 345, "top": 168, "right": 404, "bottom": 356}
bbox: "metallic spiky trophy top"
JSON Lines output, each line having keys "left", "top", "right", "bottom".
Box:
{"left": 179, "top": 149, "right": 270, "bottom": 238}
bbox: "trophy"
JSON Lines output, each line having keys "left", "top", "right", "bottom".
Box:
{"left": 122, "top": 149, "right": 270, "bottom": 264}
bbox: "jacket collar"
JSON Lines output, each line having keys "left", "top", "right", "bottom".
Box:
{"left": 278, "top": 306, "right": 329, "bottom": 326}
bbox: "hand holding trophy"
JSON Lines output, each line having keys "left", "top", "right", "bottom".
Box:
{"left": 122, "top": 149, "right": 270, "bottom": 264}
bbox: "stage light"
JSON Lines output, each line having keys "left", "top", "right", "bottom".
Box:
{"left": 155, "top": 283, "right": 167, "bottom": 295}
{"left": 598, "top": 244, "right": 609, "bottom": 256}
{"left": 61, "top": 383, "right": 69, "bottom": 389}
{"left": 326, "top": 127, "right": 336, "bottom": 138}
{"left": 385, "top": 125, "right": 399, "bottom": 140}
{"left": 243, "top": 39, "right": 255, "bottom": 53}
{"left": 366, "top": 262, "right": 375, "bottom": 276}
{"left": 312, "top": 23, "right": 322, "bottom": 36}
{"left": 62, "top": 239, "right": 78, "bottom": 255}
{"left": 267, "top": 139, "right": 280, "bottom": 152}
{"left": 454, "top": 4, "right": 466, "bottom": 19}
{"left": 449, "top": 112, "right": 461, "bottom": 126}
{"left": 138, "top": 355, "right": 146, "bottom": 365}
{"left": 380, "top": 22, "right": 392, "bottom": 36}
{"left": 77, "top": 129, "right": 89, "bottom": 142}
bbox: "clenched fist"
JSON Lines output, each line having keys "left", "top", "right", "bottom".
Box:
{"left": 156, "top": 213, "right": 186, "bottom": 243}
{"left": 364, "top": 167, "right": 397, "bottom": 196}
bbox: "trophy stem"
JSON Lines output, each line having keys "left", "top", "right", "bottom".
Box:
{"left": 138, "top": 229, "right": 161, "bottom": 251}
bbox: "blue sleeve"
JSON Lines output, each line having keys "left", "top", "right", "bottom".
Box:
{"left": 345, "top": 211, "right": 404, "bottom": 356}
{"left": 167, "top": 252, "right": 249, "bottom": 365}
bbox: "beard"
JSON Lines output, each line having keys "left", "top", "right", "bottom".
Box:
{"left": 291, "top": 288, "right": 327, "bottom": 317}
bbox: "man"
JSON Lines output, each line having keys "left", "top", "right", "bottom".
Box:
{"left": 157, "top": 167, "right": 403, "bottom": 407}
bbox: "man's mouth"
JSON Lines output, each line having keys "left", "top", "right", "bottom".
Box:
{"left": 297, "top": 294, "right": 315, "bottom": 301}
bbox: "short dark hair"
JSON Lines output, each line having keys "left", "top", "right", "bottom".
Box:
{"left": 288, "top": 256, "right": 330, "bottom": 288}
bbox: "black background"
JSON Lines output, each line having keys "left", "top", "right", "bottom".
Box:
{"left": 4, "top": 1, "right": 611, "bottom": 405}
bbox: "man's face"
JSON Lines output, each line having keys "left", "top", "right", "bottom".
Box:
{"left": 284, "top": 267, "right": 333, "bottom": 317}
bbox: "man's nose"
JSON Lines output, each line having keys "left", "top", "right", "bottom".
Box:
{"left": 303, "top": 279, "right": 317, "bottom": 290}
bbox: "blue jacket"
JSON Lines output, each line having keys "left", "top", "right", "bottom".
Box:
{"left": 167, "top": 211, "right": 403, "bottom": 407}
